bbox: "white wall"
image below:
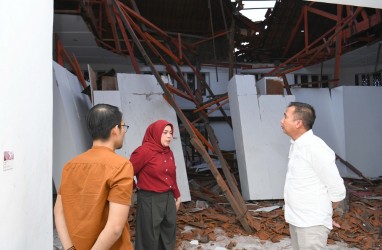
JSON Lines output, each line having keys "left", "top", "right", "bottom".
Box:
{"left": 292, "top": 88, "right": 346, "bottom": 157}
{"left": 292, "top": 88, "right": 352, "bottom": 177}
{"left": 228, "top": 75, "right": 295, "bottom": 200}
{"left": 342, "top": 87, "right": 382, "bottom": 177}
{"left": 228, "top": 75, "right": 382, "bottom": 201}
{"left": 205, "top": 66, "right": 231, "bottom": 95}
{"left": 0, "top": 1, "right": 53, "bottom": 248}
{"left": 339, "top": 65, "right": 377, "bottom": 85}
{"left": 293, "top": 87, "right": 382, "bottom": 178}
{"left": 209, "top": 121, "right": 235, "bottom": 151}
{"left": 291, "top": 41, "right": 381, "bottom": 87}
{"left": 52, "top": 62, "right": 93, "bottom": 190}
{"left": 291, "top": 64, "right": 373, "bottom": 87}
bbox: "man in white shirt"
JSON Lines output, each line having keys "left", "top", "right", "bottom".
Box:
{"left": 281, "top": 102, "right": 346, "bottom": 250}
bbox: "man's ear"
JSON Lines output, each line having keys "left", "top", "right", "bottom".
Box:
{"left": 295, "top": 119, "right": 303, "bottom": 128}
{"left": 110, "top": 125, "right": 118, "bottom": 137}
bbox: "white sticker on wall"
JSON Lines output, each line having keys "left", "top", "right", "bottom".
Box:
{"left": 3, "top": 151, "right": 15, "bottom": 171}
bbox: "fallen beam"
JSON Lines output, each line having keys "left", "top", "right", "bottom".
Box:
{"left": 165, "top": 83, "right": 195, "bottom": 102}
{"left": 193, "top": 95, "right": 228, "bottom": 113}
{"left": 336, "top": 154, "right": 374, "bottom": 185}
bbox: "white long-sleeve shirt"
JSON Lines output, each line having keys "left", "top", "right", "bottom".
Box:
{"left": 284, "top": 130, "right": 346, "bottom": 229}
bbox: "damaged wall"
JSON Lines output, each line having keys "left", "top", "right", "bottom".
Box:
{"left": 228, "top": 75, "right": 294, "bottom": 200}
{"left": 228, "top": 75, "right": 382, "bottom": 200}
{"left": 0, "top": 1, "right": 53, "bottom": 248}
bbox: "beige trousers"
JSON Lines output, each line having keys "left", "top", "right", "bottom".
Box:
{"left": 289, "top": 224, "right": 330, "bottom": 250}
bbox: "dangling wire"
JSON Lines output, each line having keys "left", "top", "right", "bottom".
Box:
{"left": 208, "top": 0, "right": 219, "bottom": 82}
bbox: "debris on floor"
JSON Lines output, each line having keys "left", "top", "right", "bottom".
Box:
{"left": 165, "top": 177, "right": 381, "bottom": 250}
{"left": 330, "top": 178, "right": 382, "bottom": 250}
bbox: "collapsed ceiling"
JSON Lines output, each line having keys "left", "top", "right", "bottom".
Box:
{"left": 54, "top": 0, "right": 382, "bottom": 75}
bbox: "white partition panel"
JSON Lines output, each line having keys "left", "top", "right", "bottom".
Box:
{"left": 53, "top": 62, "right": 92, "bottom": 190}
{"left": 292, "top": 88, "right": 345, "bottom": 157}
{"left": 228, "top": 75, "right": 295, "bottom": 200}
{"left": 342, "top": 87, "right": 382, "bottom": 178}
{"left": 293, "top": 86, "right": 382, "bottom": 178}
{"left": 292, "top": 88, "right": 351, "bottom": 177}
{"left": 92, "top": 91, "right": 124, "bottom": 157}
{"left": 93, "top": 74, "right": 191, "bottom": 201}
{"left": 93, "top": 91, "right": 122, "bottom": 110}
{"left": 0, "top": 1, "right": 53, "bottom": 248}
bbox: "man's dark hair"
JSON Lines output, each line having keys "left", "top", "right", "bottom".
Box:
{"left": 288, "top": 102, "right": 316, "bottom": 130}
{"left": 86, "top": 104, "right": 122, "bottom": 140}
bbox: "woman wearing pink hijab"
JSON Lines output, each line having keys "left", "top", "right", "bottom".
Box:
{"left": 130, "top": 120, "right": 181, "bottom": 250}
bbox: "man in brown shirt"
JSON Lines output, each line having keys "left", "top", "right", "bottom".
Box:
{"left": 54, "top": 104, "right": 134, "bottom": 250}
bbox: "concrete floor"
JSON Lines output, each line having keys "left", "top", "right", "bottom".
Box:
{"left": 178, "top": 227, "right": 359, "bottom": 250}
{"left": 53, "top": 227, "right": 359, "bottom": 250}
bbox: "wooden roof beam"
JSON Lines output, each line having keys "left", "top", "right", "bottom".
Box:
{"left": 113, "top": 6, "right": 141, "bottom": 73}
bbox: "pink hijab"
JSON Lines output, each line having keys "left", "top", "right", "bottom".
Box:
{"left": 141, "top": 120, "right": 174, "bottom": 153}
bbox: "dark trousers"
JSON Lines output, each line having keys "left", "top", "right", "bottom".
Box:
{"left": 134, "top": 190, "right": 176, "bottom": 250}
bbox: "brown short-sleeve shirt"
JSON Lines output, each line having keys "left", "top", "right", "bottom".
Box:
{"left": 58, "top": 146, "right": 134, "bottom": 250}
